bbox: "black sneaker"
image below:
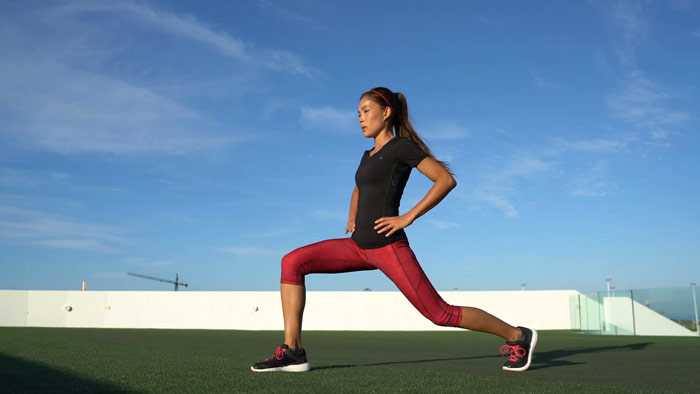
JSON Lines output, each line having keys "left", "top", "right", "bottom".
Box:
{"left": 500, "top": 326, "right": 538, "bottom": 372}
{"left": 251, "top": 344, "right": 311, "bottom": 372}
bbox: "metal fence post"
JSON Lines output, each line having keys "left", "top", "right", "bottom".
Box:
{"left": 630, "top": 289, "right": 636, "bottom": 336}
{"left": 692, "top": 283, "right": 699, "bottom": 335}
{"left": 578, "top": 293, "right": 582, "bottom": 331}
{"left": 597, "top": 291, "right": 603, "bottom": 334}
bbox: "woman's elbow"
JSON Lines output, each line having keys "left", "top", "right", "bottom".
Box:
{"left": 444, "top": 175, "right": 457, "bottom": 190}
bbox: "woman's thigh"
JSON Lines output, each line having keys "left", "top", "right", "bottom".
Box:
{"left": 281, "top": 238, "right": 376, "bottom": 285}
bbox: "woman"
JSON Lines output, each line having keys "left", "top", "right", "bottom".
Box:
{"left": 251, "top": 87, "right": 537, "bottom": 373}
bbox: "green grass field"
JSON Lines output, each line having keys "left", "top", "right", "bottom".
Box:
{"left": 1, "top": 328, "right": 698, "bottom": 393}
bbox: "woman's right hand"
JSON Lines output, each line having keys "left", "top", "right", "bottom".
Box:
{"left": 345, "top": 219, "right": 356, "bottom": 234}
{"left": 346, "top": 186, "right": 359, "bottom": 234}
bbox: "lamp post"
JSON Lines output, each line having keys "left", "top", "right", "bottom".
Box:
{"left": 692, "top": 283, "right": 699, "bottom": 335}
{"left": 606, "top": 278, "right": 612, "bottom": 297}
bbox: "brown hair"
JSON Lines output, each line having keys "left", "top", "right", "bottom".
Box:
{"left": 362, "top": 87, "right": 452, "bottom": 174}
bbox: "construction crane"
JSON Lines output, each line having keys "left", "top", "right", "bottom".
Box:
{"left": 127, "top": 272, "right": 188, "bottom": 291}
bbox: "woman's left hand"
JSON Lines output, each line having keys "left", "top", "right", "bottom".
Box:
{"left": 374, "top": 215, "right": 414, "bottom": 237}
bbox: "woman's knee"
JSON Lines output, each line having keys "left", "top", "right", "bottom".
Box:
{"left": 280, "top": 251, "right": 305, "bottom": 285}
{"left": 427, "top": 304, "right": 462, "bottom": 327}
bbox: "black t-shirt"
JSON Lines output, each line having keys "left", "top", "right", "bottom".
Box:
{"left": 351, "top": 137, "right": 428, "bottom": 249}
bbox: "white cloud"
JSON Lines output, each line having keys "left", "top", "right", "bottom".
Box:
{"left": 602, "top": 0, "right": 650, "bottom": 69}
{"left": 553, "top": 137, "right": 629, "bottom": 153}
{"left": 32, "top": 239, "right": 118, "bottom": 253}
{"left": 495, "top": 156, "right": 552, "bottom": 182}
{"left": 93, "top": 272, "right": 129, "bottom": 279}
{"left": 568, "top": 160, "right": 618, "bottom": 197}
{"left": 54, "top": 1, "right": 318, "bottom": 77}
{"left": 117, "top": 2, "right": 250, "bottom": 60}
{"left": 649, "top": 130, "right": 673, "bottom": 140}
{"left": 531, "top": 72, "right": 559, "bottom": 90}
{"left": 471, "top": 191, "right": 519, "bottom": 218}
{"left": 216, "top": 246, "right": 282, "bottom": 257}
{"left": 466, "top": 154, "right": 552, "bottom": 218}
{"left": 0, "top": 205, "right": 127, "bottom": 253}
{"left": 124, "top": 258, "right": 174, "bottom": 269}
{"left": 312, "top": 209, "right": 346, "bottom": 221}
{"left": 250, "top": 227, "right": 297, "bottom": 239}
{"left": 0, "top": 167, "right": 71, "bottom": 188}
{"left": 158, "top": 179, "right": 191, "bottom": 192}
{"left": 255, "top": 0, "right": 318, "bottom": 27}
{"left": 0, "top": 58, "right": 239, "bottom": 155}
{"left": 427, "top": 219, "right": 462, "bottom": 230}
{"left": 424, "top": 122, "right": 469, "bottom": 141}
{"left": 606, "top": 76, "right": 689, "bottom": 140}
{"left": 262, "top": 49, "right": 318, "bottom": 77}
{"left": 0, "top": 0, "right": 313, "bottom": 156}
{"left": 300, "top": 106, "right": 356, "bottom": 131}
{"left": 595, "top": 2, "right": 689, "bottom": 148}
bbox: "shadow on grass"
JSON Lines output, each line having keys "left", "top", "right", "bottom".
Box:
{"left": 0, "top": 353, "right": 137, "bottom": 394}
{"left": 313, "top": 354, "right": 498, "bottom": 371}
{"left": 313, "top": 343, "right": 654, "bottom": 372}
{"left": 529, "top": 342, "right": 653, "bottom": 371}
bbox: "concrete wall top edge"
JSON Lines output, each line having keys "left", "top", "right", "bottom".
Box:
{"left": 1, "top": 289, "right": 581, "bottom": 293}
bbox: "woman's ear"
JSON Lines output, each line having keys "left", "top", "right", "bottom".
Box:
{"left": 383, "top": 106, "right": 392, "bottom": 121}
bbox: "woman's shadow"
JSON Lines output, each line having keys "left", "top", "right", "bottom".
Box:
{"left": 312, "top": 342, "right": 653, "bottom": 372}
{"left": 526, "top": 342, "right": 652, "bottom": 371}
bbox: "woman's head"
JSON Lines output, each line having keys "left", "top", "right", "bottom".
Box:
{"left": 359, "top": 87, "right": 402, "bottom": 136}
{"left": 359, "top": 87, "right": 453, "bottom": 174}
{"left": 357, "top": 90, "right": 392, "bottom": 139}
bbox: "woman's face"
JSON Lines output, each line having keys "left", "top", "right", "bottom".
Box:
{"left": 358, "top": 97, "right": 390, "bottom": 138}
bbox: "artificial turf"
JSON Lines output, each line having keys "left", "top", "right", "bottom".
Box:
{"left": 0, "top": 328, "right": 698, "bottom": 393}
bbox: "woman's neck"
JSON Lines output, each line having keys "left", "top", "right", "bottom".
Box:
{"left": 373, "top": 129, "right": 395, "bottom": 152}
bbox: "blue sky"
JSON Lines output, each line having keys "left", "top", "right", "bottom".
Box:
{"left": 1, "top": 0, "right": 698, "bottom": 293}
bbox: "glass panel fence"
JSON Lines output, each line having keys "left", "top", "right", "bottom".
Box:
{"left": 571, "top": 286, "right": 699, "bottom": 336}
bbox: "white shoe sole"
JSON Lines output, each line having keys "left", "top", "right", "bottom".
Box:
{"left": 251, "top": 362, "right": 311, "bottom": 372}
{"left": 503, "top": 328, "right": 538, "bottom": 372}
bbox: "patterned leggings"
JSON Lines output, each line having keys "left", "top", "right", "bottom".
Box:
{"left": 280, "top": 237, "right": 463, "bottom": 327}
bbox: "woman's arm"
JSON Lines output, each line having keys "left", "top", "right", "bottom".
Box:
{"left": 374, "top": 157, "right": 456, "bottom": 237}
{"left": 345, "top": 186, "right": 359, "bottom": 234}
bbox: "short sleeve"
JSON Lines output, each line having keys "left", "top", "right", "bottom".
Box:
{"left": 395, "top": 138, "right": 428, "bottom": 167}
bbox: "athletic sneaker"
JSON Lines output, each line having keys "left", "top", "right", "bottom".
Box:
{"left": 251, "top": 344, "right": 311, "bottom": 372}
{"left": 500, "top": 326, "right": 538, "bottom": 372}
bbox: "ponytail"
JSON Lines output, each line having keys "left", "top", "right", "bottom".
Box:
{"left": 363, "top": 87, "right": 453, "bottom": 175}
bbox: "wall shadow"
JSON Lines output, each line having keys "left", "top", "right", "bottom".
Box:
{"left": 0, "top": 352, "right": 138, "bottom": 394}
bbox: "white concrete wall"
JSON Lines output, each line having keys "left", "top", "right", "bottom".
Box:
{"left": 0, "top": 290, "right": 578, "bottom": 330}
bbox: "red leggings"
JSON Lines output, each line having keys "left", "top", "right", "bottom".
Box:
{"left": 280, "top": 237, "right": 463, "bottom": 327}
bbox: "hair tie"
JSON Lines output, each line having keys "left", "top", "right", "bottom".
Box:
{"left": 371, "top": 89, "right": 394, "bottom": 111}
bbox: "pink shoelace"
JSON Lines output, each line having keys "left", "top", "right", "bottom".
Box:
{"left": 499, "top": 344, "right": 526, "bottom": 362}
{"left": 265, "top": 346, "right": 286, "bottom": 362}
